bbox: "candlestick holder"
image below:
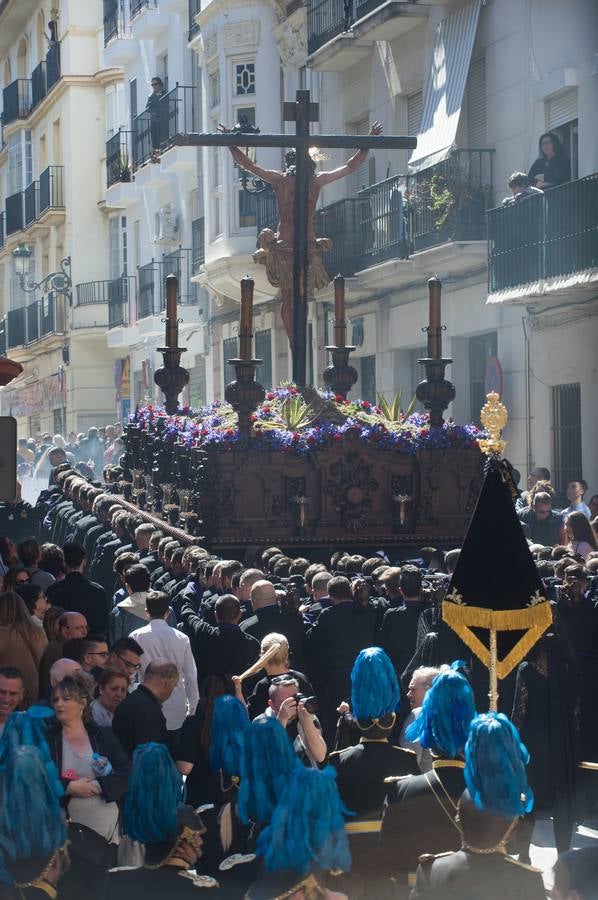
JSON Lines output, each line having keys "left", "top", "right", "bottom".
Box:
{"left": 224, "top": 358, "right": 266, "bottom": 435}
{"left": 323, "top": 345, "right": 358, "bottom": 400}
{"left": 154, "top": 346, "right": 189, "bottom": 415}
{"left": 415, "top": 356, "right": 456, "bottom": 428}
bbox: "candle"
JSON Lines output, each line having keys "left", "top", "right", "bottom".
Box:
{"left": 239, "top": 276, "right": 254, "bottom": 360}
{"left": 334, "top": 274, "right": 346, "bottom": 348}
{"left": 165, "top": 273, "right": 178, "bottom": 349}
{"left": 427, "top": 275, "right": 441, "bottom": 359}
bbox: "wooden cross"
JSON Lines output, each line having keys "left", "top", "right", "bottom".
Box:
{"left": 176, "top": 90, "right": 416, "bottom": 387}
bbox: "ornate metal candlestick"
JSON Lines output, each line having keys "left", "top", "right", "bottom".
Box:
{"left": 224, "top": 277, "right": 265, "bottom": 435}
{"left": 415, "top": 276, "right": 455, "bottom": 428}
{"left": 154, "top": 273, "right": 189, "bottom": 414}
{"left": 323, "top": 275, "right": 358, "bottom": 399}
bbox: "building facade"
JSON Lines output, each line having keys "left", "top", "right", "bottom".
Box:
{"left": 0, "top": 0, "right": 125, "bottom": 435}
{"left": 92, "top": 0, "right": 598, "bottom": 498}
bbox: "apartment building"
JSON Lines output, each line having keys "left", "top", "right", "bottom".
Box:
{"left": 0, "top": 0, "right": 124, "bottom": 435}
{"left": 299, "top": 0, "right": 598, "bottom": 493}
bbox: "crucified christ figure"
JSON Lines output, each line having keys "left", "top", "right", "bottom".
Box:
{"left": 219, "top": 122, "right": 382, "bottom": 345}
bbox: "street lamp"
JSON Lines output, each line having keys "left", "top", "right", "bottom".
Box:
{"left": 231, "top": 117, "right": 272, "bottom": 196}
{"left": 12, "top": 244, "right": 72, "bottom": 301}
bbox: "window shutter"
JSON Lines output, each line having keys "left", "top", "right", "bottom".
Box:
{"left": 546, "top": 88, "right": 578, "bottom": 129}
{"left": 466, "top": 57, "right": 486, "bottom": 147}
{"left": 407, "top": 90, "right": 423, "bottom": 136}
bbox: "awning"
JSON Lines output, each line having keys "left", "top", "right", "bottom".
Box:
{"left": 408, "top": 0, "right": 481, "bottom": 173}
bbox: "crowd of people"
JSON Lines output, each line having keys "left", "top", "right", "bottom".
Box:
{"left": 17, "top": 425, "right": 125, "bottom": 484}
{"left": 0, "top": 450, "right": 597, "bottom": 898}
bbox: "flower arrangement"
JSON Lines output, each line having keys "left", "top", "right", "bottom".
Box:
{"left": 131, "top": 385, "right": 484, "bottom": 457}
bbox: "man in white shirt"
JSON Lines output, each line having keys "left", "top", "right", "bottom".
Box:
{"left": 130, "top": 591, "right": 199, "bottom": 735}
{"left": 561, "top": 479, "right": 592, "bottom": 522}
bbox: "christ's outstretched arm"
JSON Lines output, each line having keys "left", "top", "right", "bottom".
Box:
{"left": 317, "top": 121, "right": 383, "bottom": 186}
{"left": 219, "top": 124, "right": 283, "bottom": 185}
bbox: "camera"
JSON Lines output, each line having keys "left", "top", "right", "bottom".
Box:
{"left": 294, "top": 692, "right": 318, "bottom": 715}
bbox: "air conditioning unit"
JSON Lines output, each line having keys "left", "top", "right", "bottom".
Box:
{"left": 154, "top": 206, "right": 179, "bottom": 243}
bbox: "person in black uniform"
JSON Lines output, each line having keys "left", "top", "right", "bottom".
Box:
{"left": 305, "top": 576, "right": 379, "bottom": 741}
{"left": 411, "top": 712, "right": 545, "bottom": 900}
{"left": 0, "top": 744, "right": 71, "bottom": 898}
{"left": 329, "top": 647, "right": 419, "bottom": 899}
{"left": 106, "top": 742, "right": 219, "bottom": 897}
{"left": 381, "top": 669, "right": 477, "bottom": 889}
{"left": 246, "top": 765, "right": 351, "bottom": 900}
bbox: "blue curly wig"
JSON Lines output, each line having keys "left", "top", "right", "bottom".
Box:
{"left": 0, "top": 709, "right": 63, "bottom": 801}
{"left": 257, "top": 766, "right": 351, "bottom": 876}
{"left": 406, "top": 669, "right": 476, "bottom": 757}
{"left": 351, "top": 647, "right": 400, "bottom": 721}
{"left": 0, "top": 745, "right": 66, "bottom": 885}
{"left": 464, "top": 713, "right": 534, "bottom": 818}
{"left": 124, "top": 742, "right": 184, "bottom": 844}
{"left": 238, "top": 716, "right": 300, "bottom": 825}
{"left": 209, "top": 695, "right": 249, "bottom": 776}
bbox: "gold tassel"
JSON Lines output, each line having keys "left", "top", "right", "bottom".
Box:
{"left": 442, "top": 601, "right": 553, "bottom": 679}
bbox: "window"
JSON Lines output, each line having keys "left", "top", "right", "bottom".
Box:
{"left": 209, "top": 71, "right": 220, "bottom": 108}
{"left": 407, "top": 346, "right": 427, "bottom": 408}
{"left": 24, "top": 131, "right": 32, "bottom": 186}
{"left": 545, "top": 89, "right": 578, "bottom": 180}
{"left": 235, "top": 63, "right": 255, "bottom": 96}
{"left": 212, "top": 197, "right": 222, "bottom": 237}
{"left": 469, "top": 331, "right": 497, "bottom": 423}
{"left": 223, "top": 337, "right": 239, "bottom": 388}
{"left": 238, "top": 191, "right": 256, "bottom": 228}
{"left": 360, "top": 355, "right": 376, "bottom": 403}
{"left": 108, "top": 216, "right": 127, "bottom": 280}
{"left": 7, "top": 134, "right": 23, "bottom": 195}
{"left": 233, "top": 106, "right": 256, "bottom": 163}
{"left": 350, "top": 116, "right": 374, "bottom": 194}
{"left": 255, "top": 329, "right": 272, "bottom": 389}
{"left": 552, "top": 383, "right": 582, "bottom": 496}
{"left": 407, "top": 90, "right": 423, "bottom": 136}
{"left": 210, "top": 116, "right": 220, "bottom": 188}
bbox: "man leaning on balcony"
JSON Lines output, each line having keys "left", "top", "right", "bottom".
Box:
{"left": 502, "top": 172, "right": 544, "bottom": 206}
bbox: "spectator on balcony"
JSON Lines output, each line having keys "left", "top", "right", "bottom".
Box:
{"left": 146, "top": 76, "right": 166, "bottom": 159}
{"left": 528, "top": 132, "right": 571, "bottom": 190}
{"left": 502, "top": 172, "right": 543, "bottom": 205}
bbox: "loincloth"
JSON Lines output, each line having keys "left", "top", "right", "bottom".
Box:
{"left": 253, "top": 228, "right": 332, "bottom": 297}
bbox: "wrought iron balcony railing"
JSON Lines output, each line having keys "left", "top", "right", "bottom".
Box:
{"left": 106, "top": 129, "right": 133, "bottom": 188}
{"left": 104, "top": 0, "right": 126, "bottom": 45}
{"left": 130, "top": 0, "right": 157, "bottom": 20}
{"left": 2, "top": 45, "right": 61, "bottom": 124}
{"left": 487, "top": 173, "right": 598, "bottom": 293}
{"left": 39, "top": 165, "right": 65, "bottom": 214}
{"left": 137, "top": 250, "right": 197, "bottom": 320}
{"left": 132, "top": 83, "right": 194, "bottom": 170}
{"left": 3, "top": 166, "right": 65, "bottom": 238}
{"left": 2, "top": 79, "right": 32, "bottom": 126}
{"left": 255, "top": 149, "right": 493, "bottom": 276}
{"left": 75, "top": 276, "right": 135, "bottom": 328}
{"left": 307, "top": 0, "right": 352, "bottom": 55}
{"left": 1, "top": 294, "right": 65, "bottom": 349}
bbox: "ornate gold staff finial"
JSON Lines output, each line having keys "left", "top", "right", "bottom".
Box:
{"left": 477, "top": 391, "right": 508, "bottom": 458}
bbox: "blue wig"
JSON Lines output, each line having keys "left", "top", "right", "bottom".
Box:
{"left": 0, "top": 745, "right": 66, "bottom": 885}
{"left": 406, "top": 669, "right": 476, "bottom": 757}
{"left": 351, "top": 647, "right": 399, "bottom": 721}
{"left": 257, "top": 766, "right": 351, "bottom": 877}
{"left": 209, "top": 695, "right": 249, "bottom": 776}
{"left": 124, "top": 742, "right": 184, "bottom": 844}
{"left": 238, "top": 717, "right": 300, "bottom": 825}
{"left": 0, "top": 710, "right": 63, "bottom": 801}
{"left": 464, "top": 713, "right": 534, "bottom": 818}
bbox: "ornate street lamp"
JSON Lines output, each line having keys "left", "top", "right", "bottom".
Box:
{"left": 231, "top": 116, "right": 272, "bottom": 196}
{"left": 12, "top": 245, "right": 72, "bottom": 301}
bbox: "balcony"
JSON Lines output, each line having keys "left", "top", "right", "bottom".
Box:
{"left": 188, "top": 0, "right": 201, "bottom": 41}
{"left": 2, "top": 166, "right": 65, "bottom": 242}
{"left": 2, "top": 293, "right": 66, "bottom": 351}
{"left": 255, "top": 149, "right": 493, "bottom": 278}
{"left": 1, "top": 45, "right": 61, "bottom": 127}
{"left": 106, "top": 129, "right": 133, "bottom": 189}
{"left": 103, "top": 0, "right": 135, "bottom": 64}
{"left": 75, "top": 275, "right": 135, "bottom": 328}
{"left": 306, "top": 0, "right": 425, "bottom": 70}
{"left": 104, "top": 0, "right": 123, "bottom": 45}
{"left": 2, "top": 79, "right": 32, "bottom": 126}
{"left": 132, "top": 83, "right": 194, "bottom": 174}
{"left": 487, "top": 173, "right": 598, "bottom": 301}
{"left": 137, "top": 249, "right": 197, "bottom": 321}
{"left": 130, "top": 0, "right": 161, "bottom": 39}
{"left": 191, "top": 216, "right": 205, "bottom": 273}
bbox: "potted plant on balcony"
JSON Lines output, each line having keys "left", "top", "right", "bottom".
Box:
{"left": 118, "top": 152, "right": 131, "bottom": 183}
{"left": 428, "top": 173, "right": 492, "bottom": 241}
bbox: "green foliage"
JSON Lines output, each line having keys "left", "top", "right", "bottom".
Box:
{"left": 377, "top": 390, "right": 416, "bottom": 422}
{"left": 258, "top": 395, "right": 317, "bottom": 432}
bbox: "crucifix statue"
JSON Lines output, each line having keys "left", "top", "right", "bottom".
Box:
{"left": 176, "top": 90, "right": 416, "bottom": 387}
{"left": 218, "top": 120, "right": 382, "bottom": 349}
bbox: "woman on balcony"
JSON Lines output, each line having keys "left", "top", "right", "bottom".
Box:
{"left": 528, "top": 131, "right": 571, "bottom": 189}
